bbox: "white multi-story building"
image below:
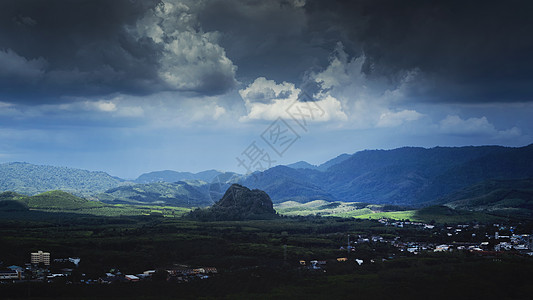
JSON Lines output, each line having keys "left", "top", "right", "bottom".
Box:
{"left": 31, "top": 250, "right": 50, "bottom": 266}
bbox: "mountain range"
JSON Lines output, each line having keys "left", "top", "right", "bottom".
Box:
{"left": 134, "top": 170, "right": 223, "bottom": 184}
{"left": 1, "top": 144, "right": 532, "bottom": 211}
{"left": 95, "top": 181, "right": 213, "bottom": 207}
{"left": 441, "top": 178, "right": 533, "bottom": 218}
{"left": 242, "top": 144, "right": 533, "bottom": 206}
{"left": 0, "top": 162, "right": 123, "bottom": 197}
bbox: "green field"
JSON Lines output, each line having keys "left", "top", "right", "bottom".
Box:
{"left": 0, "top": 190, "right": 191, "bottom": 218}
{"left": 275, "top": 201, "right": 388, "bottom": 217}
{"left": 52, "top": 204, "right": 191, "bottom": 218}
{"left": 351, "top": 210, "right": 418, "bottom": 220}
{"left": 274, "top": 199, "right": 514, "bottom": 224}
{"left": 275, "top": 201, "right": 420, "bottom": 221}
{"left": 333, "top": 207, "right": 506, "bottom": 224}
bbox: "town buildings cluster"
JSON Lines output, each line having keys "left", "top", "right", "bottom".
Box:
{"left": 299, "top": 220, "right": 533, "bottom": 271}
{"left": 0, "top": 250, "right": 217, "bottom": 284}
{"left": 344, "top": 220, "right": 533, "bottom": 258}
{"left": 2, "top": 221, "right": 532, "bottom": 283}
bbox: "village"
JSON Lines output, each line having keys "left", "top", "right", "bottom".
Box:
{"left": 0, "top": 250, "right": 218, "bottom": 284}
{"left": 2, "top": 220, "right": 533, "bottom": 283}
{"left": 301, "top": 220, "right": 533, "bottom": 271}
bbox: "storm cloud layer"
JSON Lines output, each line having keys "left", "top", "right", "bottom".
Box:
{"left": 0, "top": 0, "right": 237, "bottom": 102}
{"left": 302, "top": 0, "right": 533, "bottom": 103}
{"left": 1, "top": 0, "right": 532, "bottom": 104}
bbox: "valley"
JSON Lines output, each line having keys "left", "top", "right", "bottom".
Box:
{"left": 1, "top": 200, "right": 532, "bottom": 299}
{"left": 1, "top": 144, "right": 533, "bottom": 299}
{"left": 1, "top": 144, "right": 533, "bottom": 217}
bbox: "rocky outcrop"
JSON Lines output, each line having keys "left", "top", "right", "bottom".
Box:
{"left": 188, "top": 184, "right": 277, "bottom": 221}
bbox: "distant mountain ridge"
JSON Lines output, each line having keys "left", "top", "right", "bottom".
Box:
{"left": 243, "top": 144, "right": 533, "bottom": 206}
{"left": 0, "top": 162, "right": 123, "bottom": 196}
{"left": 285, "top": 161, "right": 318, "bottom": 170}
{"left": 1, "top": 144, "right": 532, "bottom": 210}
{"left": 240, "top": 166, "right": 334, "bottom": 203}
{"left": 135, "top": 170, "right": 222, "bottom": 184}
{"left": 96, "top": 181, "right": 212, "bottom": 207}
{"left": 284, "top": 153, "right": 351, "bottom": 171}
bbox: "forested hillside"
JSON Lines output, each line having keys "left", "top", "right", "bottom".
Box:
{"left": 441, "top": 179, "right": 533, "bottom": 218}
{"left": 96, "top": 181, "right": 212, "bottom": 207}
{"left": 243, "top": 144, "right": 533, "bottom": 206}
{"left": 2, "top": 145, "right": 532, "bottom": 209}
{"left": 0, "top": 162, "right": 123, "bottom": 196}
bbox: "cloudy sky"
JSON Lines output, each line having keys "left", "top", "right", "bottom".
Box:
{"left": 0, "top": 0, "right": 532, "bottom": 178}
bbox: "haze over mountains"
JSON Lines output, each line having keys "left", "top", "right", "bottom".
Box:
{"left": 1, "top": 144, "right": 532, "bottom": 211}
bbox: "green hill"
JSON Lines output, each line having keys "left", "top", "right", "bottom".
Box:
{"left": 0, "top": 162, "right": 124, "bottom": 196}
{"left": 96, "top": 181, "right": 212, "bottom": 207}
{"left": 0, "top": 190, "right": 102, "bottom": 211}
{"left": 240, "top": 166, "right": 335, "bottom": 203}
{"left": 414, "top": 205, "right": 505, "bottom": 223}
{"left": 0, "top": 200, "right": 28, "bottom": 212}
{"left": 441, "top": 179, "right": 533, "bottom": 218}
{"left": 188, "top": 184, "right": 278, "bottom": 221}
{"left": 0, "top": 191, "right": 26, "bottom": 201}
{"left": 0, "top": 190, "right": 190, "bottom": 218}
{"left": 348, "top": 205, "right": 504, "bottom": 224}
{"left": 25, "top": 190, "right": 104, "bottom": 210}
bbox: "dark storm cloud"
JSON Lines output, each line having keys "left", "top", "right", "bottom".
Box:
{"left": 198, "top": 0, "right": 331, "bottom": 84}
{"left": 201, "top": 0, "right": 533, "bottom": 103}
{"left": 0, "top": 0, "right": 237, "bottom": 104}
{"left": 0, "top": 0, "right": 164, "bottom": 102}
{"left": 2, "top": 0, "right": 532, "bottom": 105}
{"left": 303, "top": 0, "right": 533, "bottom": 103}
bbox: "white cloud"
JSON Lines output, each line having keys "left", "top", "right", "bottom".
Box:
{"left": 94, "top": 101, "right": 117, "bottom": 112}
{"left": 148, "top": 101, "right": 230, "bottom": 128}
{"left": 55, "top": 98, "right": 147, "bottom": 118}
{"left": 439, "top": 115, "right": 521, "bottom": 138}
{"left": 306, "top": 42, "right": 423, "bottom": 129}
{"left": 305, "top": 43, "right": 525, "bottom": 139}
{"left": 86, "top": 99, "right": 146, "bottom": 118}
{"left": 313, "top": 47, "right": 366, "bottom": 90}
{"left": 101, "top": 92, "right": 234, "bottom": 129}
{"left": 496, "top": 127, "right": 522, "bottom": 139}
{"left": 0, "top": 91, "right": 232, "bottom": 129}
{"left": 0, "top": 102, "right": 13, "bottom": 108}
{"left": 238, "top": 44, "right": 426, "bottom": 129}
{"left": 239, "top": 77, "right": 296, "bottom": 104}
{"left": 213, "top": 105, "right": 226, "bottom": 119}
{"left": 377, "top": 110, "right": 424, "bottom": 128}
{"left": 239, "top": 77, "right": 347, "bottom": 122}
{"left": 131, "top": 0, "right": 237, "bottom": 94}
